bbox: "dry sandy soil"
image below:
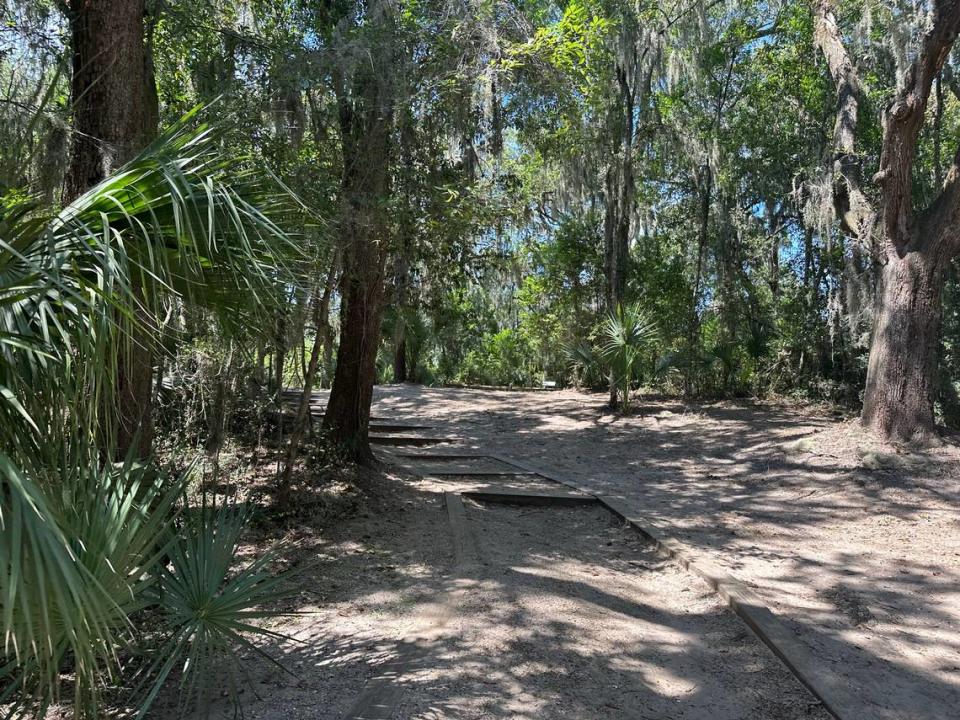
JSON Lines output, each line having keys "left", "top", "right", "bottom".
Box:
{"left": 398, "top": 498, "right": 829, "bottom": 719}
{"left": 186, "top": 460, "right": 831, "bottom": 720}
{"left": 362, "top": 385, "right": 960, "bottom": 720}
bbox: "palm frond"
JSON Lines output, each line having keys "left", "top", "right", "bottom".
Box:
{"left": 137, "top": 503, "right": 294, "bottom": 718}
{"left": 0, "top": 108, "right": 307, "bottom": 718}
{"left": 600, "top": 303, "right": 658, "bottom": 411}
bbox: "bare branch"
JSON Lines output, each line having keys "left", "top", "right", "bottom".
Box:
{"left": 813, "top": 0, "right": 861, "bottom": 155}
{"left": 811, "top": 0, "right": 876, "bottom": 245}
{"left": 877, "top": 0, "right": 960, "bottom": 254}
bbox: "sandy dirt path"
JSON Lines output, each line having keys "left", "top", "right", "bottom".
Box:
{"left": 189, "top": 462, "right": 831, "bottom": 720}
{"left": 393, "top": 499, "right": 829, "bottom": 719}
{"left": 360, "top": 385, "right": 960, "bottom": 720}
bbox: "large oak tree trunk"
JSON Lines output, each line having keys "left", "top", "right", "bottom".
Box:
{"left": 813, "top": 0, "right": 960, "bottom": 443}
{"left": 862, "top": 248, "right": 946, "bottom": 442}
{"left": 67, "top": 0, "right": 159, "bottom": 459}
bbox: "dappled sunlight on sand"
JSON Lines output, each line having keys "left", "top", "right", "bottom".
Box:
{"left": 363, "top": 385, "right": 960, "bottom": 719}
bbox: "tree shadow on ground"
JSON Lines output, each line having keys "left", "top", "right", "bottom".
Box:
{"left": 185, "top": 477, "right": 959, "bottom": 720}
{"left": 342, "top": 385, "right": 960, "bottom": 719}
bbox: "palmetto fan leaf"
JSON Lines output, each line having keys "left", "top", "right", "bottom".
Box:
{"left": 600, "top": 303, "right": 657, "bottom": 412}
{"left": 0, "top": 109, "right": 305, "bottom": 718}
{"left": 51, "top": 110, "right": 304, "bottom": 323}
{"left": 135, "top": 503, "right": 294, "bottom": 718}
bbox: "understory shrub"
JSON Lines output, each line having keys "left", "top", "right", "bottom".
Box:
{"left": 0, "top": 119, "right": 298, "bottom": 718}
{"left": 457, "top": 328, "right": 540, "bottom": 386}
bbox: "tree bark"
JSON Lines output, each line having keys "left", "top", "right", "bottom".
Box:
{"left": 323, "top": 20, "right": 395, "bottom": 461}
{"left": 323, "top": 239, "right": 387, "bottom": 460}
{"left": 67, "top": 0, "right": 159, "bottom": 459}
{"left": 862, "top": 249, "right": 946, "bottom": 441}
{"left": 814, "top": 0, "right": 960, "bottom": 442}
{"left": 603, "top": 163, "right": 631, "bottom": 314}
{"left": 66, "top": 0, "right": 158, "bottom": 198}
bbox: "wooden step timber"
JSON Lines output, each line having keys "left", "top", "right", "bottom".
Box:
{"left": 369, "top": 422, "right": 434, "bottom": 433}
{"left": 462, "top": 488, "right": 595, "bottom": 506}
{"left": 368, "top": 434, "right": 451, "bottom": 447}
{"left": 396, "top": 464, "right": 539, "bottom": 477}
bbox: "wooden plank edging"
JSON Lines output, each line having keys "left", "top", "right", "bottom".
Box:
{"left": 379, "top": 444, "right": 851, "bottom": 719}
{"left": 484, "top": 452, "right": 848, "bottom": 720}
{"left": 462, "top": 488, "right": 597, "bottom": 507}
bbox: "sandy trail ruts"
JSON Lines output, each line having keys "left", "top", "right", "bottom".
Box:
{"left": 183, "top": 458, "right": 831, "bottom": 718}
{"left": 362, "top": 385, "right": 960, "bottom": 720}
{"left": 394, "top": 500, "right": 830, "bottom": 720}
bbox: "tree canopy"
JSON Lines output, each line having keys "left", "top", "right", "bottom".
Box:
{"left": 4, "top": 0, "right": 960, "bottom": 715}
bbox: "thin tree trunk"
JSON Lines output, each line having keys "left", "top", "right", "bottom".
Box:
{"left": 320, "top": 276, "right": 336, "bottom": 389}
{"left": 686, "top": 164, "right": 711, "bottom": 396}
{"left": 603, "top": 159, "right": 633, "bottom": 408}
{"left": 272, "top": 307, "right": 287, "bottom": 449}
{"left": 67, "top": 0, "right": 159, "bottom": 459}
{"left": 114, "top": 303, "right": 156, "bottom": 459}
{"left": 394, "top": 335, "right": 407, "bottom": 383}
{"left": 278, "top": 289, "right": 325, "bottom": 504}
{"left": 322, "top": 323, "right": 335, "bottom": 388}
{"left": 392, "top": 252, "right": 410, "bottom": 383}
{"left": 803, "top": 227, "right": 814, "bottom": 289}
{"left": 766, "top": 202, "right": 781, "bottom": 299}
{"left": 602, "top": 52, "right": 639, "bottom": 409}
{"left": 392, "top": 111, "right": 415, "bottom": 385}
{"left": 299, "top": 314, "right": 309, "bottom": 387}
{"left": 274, "top": 308, "right": 287, "bottom": 392}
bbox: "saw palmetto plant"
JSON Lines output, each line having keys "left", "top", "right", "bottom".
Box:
{"left": 0, "top": 112, "right": 301, "bottom": 719}
{"left": 600, "top": 303, "right": 658, "bottom": 413}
